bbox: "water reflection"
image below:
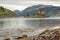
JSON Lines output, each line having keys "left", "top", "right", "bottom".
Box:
{"left": 0, "top": 18, "right": 60, "bottom": 40}
{"left": 39, "top": 19, "right": 60, "bottom": 29}
{"left": 0, "top": 19, "right": 41, "bottom": 40}
{"left": 0, "top": 19, "right": 41, "bottom": 30}
{"left": 0, "top": 19, "right": 60, "bottom": 31}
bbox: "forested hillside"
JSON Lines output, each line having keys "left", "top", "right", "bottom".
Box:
{"left": 0, "top": 6, "right": 17, "bottom": 18}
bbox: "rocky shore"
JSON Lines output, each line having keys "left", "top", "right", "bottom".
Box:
{"left": 3, "top": 28, "right": 60, "bottom": 40}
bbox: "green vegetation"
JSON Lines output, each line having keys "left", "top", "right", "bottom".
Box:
{"left": 25, "top": 8, "right": 49, "bottom": 18}
{"left": 0, "top": 6, "right": 17, "bottom": 18}
{"left": 25, "top": 13, "right": 48, "bottom": 18}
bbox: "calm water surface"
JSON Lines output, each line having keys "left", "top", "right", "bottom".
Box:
{"left": 0, "top": 18, "right": 60, "bottom": 40}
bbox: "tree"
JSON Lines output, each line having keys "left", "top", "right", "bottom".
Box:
{"left": 27, "top": 14, "right": 29, "bottom": 16}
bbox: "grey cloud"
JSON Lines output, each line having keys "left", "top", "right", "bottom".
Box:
{"left": 0, "top": 0, "right": 60, "bottom": 6}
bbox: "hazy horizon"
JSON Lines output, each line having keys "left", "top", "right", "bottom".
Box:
{"left": 0, "top": 0, "right": 60, "bottom": 11}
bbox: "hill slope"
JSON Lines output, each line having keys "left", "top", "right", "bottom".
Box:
{"left": 20, "top": 4, "right": 60, "bottom": 18}
{"left": 20, "top": 4, "right": 50, "bottom": 16}
{"left": 0, "top": 6, "right": 17, "bottom": 18}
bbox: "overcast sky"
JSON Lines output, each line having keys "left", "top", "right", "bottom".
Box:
{"left": 0, "top": 0, "right": 60, "bottom": 11}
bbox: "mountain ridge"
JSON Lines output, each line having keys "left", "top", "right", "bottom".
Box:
{"left": 19, "top": 4, "right": 60, "bottom": 17}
